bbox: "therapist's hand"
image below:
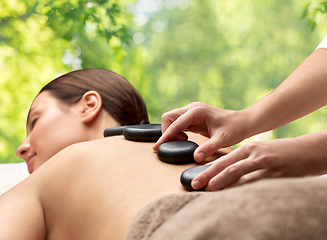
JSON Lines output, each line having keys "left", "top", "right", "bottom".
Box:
{"left": 153, "top": 102, "right": 251, "bottom": 162}
{"left": 192, "top": 134, "right": 327, "bottom": 191}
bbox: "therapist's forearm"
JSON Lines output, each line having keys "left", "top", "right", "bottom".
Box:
{"left": 241, "top": 48, "right": 327, "bottom": 137}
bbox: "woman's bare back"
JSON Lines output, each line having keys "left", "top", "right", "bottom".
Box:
{"left": 0, "top": 133, "right": 230, "bottom": 240}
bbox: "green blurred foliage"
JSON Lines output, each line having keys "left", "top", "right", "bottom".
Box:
{"left": 0, "top": 0, "right": 134, "bottom": 162}
{"left": 302, "top": 0, "right": 327, "bottom": 31}
{"left": 0, "top": 0, "right": 326, "bottom": 163}
{"left": 128, "top": 0, "right": 327, "bottom": 144}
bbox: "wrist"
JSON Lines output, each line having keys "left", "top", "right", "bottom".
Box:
{"left": 226, "top": 109, "right": 258, "bottom": 143}
{"left": 235, "top": 108, "right": 261, "bottom": 139}
{"left": 292, "top": 130, "right": 327, "bottom": 175}
{"left": 240, "top": 96, "right": 284, "bottom": 137}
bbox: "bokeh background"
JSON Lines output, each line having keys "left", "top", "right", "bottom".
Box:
{"left": 0, "top": 0, "right": 326, "bottom": 163}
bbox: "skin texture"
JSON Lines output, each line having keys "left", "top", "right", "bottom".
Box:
{"left": 0, "top": 132, "right": 230, "bottom": 240}
{"left": 153, "top": 48, "right": 327, "bottom": 191}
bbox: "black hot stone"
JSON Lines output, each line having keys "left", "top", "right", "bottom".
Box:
{"left": 123, "top": 124, "right": 162, "bottom": 142}
{"left": 180, "top": 165, "right": 210, "bottom": 191}
{"left": 157, "top": 141, "right": 199, "bottom": 164}
{"left": 103, "top": 126, "right": 127, "bottom": 137}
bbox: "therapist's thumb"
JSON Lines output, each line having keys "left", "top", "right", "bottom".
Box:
{"left": 194, "top": 138, "right": 221, "bottom": 163}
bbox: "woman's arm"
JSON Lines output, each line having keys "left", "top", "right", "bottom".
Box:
{"left": 0, "top": 179, "right": 46, "bottom": 240}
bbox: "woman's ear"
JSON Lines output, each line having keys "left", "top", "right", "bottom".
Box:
{"left": 78, "top": 91, "right": 102, "bottom": 124}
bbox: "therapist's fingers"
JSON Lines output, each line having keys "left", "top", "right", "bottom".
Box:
{"left": 227, "top": 169, "right": 267, "bottom": 188}
{"left": 160, "top": 105, "right": 190, "bottom": 133}
{"left": 191, "top": 149, "right": 247, "bottom": 189}
{"left": 205, "top": 158, "right": 263, "bottom": 191}
{"left": 153, "top": 106, "right": 203, "bottom": 151}
{"left": 191, "top": 145, "right": 255, "bottom": 190}
{"left": 152, "top": 108, "right": 190, "bottom": 151}
{"left": 193, "top": 135, "right": 223, "bottom": 162}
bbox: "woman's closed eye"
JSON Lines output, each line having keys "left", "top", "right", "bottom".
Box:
{"left": 31, "top": 118, "right": 38, "bottom": 129}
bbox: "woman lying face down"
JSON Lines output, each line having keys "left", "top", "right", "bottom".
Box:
{"left": 0, "top": 68, "right": 230, "bottom": 240}
{"left": 2, "top": 131, "right": 227, "bottom": 240}
{"left": 16, "top": 68, "right": 149, "bottom": 173}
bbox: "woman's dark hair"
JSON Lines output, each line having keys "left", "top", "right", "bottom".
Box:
{"left": 39, "top": 68, "right": 149, "bottom": 126}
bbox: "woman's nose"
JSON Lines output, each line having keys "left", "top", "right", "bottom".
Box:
{"left": 16, "top": 138, "right": 30, "bottom": 161}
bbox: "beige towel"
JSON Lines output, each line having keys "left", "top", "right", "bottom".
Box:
{"left": 126, "top": 177, "right": 327, "bottom": 240}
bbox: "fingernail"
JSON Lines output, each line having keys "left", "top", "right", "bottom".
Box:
{"left": 192, "top": 180, "right": 201, "bottom": 190}
{"left": 197, "top": 152, "right": 205, "bottom": 162}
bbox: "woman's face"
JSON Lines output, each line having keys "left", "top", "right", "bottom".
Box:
{"left": 16, "top": 91, "right": 89, "bottom": 174}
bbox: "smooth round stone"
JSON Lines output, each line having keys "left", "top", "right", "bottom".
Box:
{"left": 180, "top": 165, "right": 210, "bottom": 191}
{"left": 103, "top": 126, "right": 127, "bottom": 137}
{"left": 157, "top": 140, "right": 198, "bottom": 164}
{"left": 123, "top": 124, "right": 162, "bottom": 142}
